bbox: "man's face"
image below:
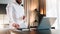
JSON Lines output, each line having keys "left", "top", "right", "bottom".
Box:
{"left": 16, "top": 0, "right": 22, "bottom": 4}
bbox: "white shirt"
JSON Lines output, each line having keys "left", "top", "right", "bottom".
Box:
{"left": 6, "top": 2, "right": 27, "bottom": 29}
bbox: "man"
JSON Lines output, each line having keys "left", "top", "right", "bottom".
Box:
{"left": 6, "top": 0, "right": 27, "bottom": 29}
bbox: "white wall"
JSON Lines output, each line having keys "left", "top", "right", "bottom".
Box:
{"left": 46, "top": 0, "right": 57, "bottom": 17}
{"left": 0, "top": 0, "right": 12, "bottom": 4}
{"left": 0, "top": 0, "right": 59, "bottom": 29}
{"left": 58, "top": 0, "right": 60, "bottom": 29}
{"left": 46, "top": 0, "right": 58, "bottom": 29}
{"left": 0, "top": 0, "right": 24, "bottom": 4}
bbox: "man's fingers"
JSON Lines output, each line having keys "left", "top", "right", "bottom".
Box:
{"left": 15, "top": 24, "right": 20, "bottom": 28}
{"left": 12, "top": 23, "right": 16, "bottom": 27}
{"left": 12, "top": 23, "right": 20, "bottom": 28}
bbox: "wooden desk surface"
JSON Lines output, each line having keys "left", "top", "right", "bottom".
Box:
{"left": 0, "top": 29, "right": 60, "bottom": 34}
{"left": 10, "top": 29, "right": 51, "bottom": 34}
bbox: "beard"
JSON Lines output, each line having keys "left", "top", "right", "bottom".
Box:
{"left": 16, "top": 0, "right": 22, "bottom": 4}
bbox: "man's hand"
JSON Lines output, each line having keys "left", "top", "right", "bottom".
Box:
{"left": 12, "top": 23, "right": 20, "bottom": 29}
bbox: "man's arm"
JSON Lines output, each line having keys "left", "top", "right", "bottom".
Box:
{"left": 6, "top": 3, "right": 15, "bottom": 23}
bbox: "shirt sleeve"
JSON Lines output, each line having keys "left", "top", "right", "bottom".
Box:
{"left": 21, "top": 7, "right": 25, "bottom": 16}
{"left": 6, "top": 3, "right": 15, "bottom": 24}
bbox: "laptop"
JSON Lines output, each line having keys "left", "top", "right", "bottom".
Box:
{"left": 37, "top": 17, "right": 56, "bottom": 30}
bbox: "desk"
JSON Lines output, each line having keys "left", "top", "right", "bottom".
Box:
{"left": 0, "top": 29, "right": 59, "bottom": 34}
{"left": 9, "top": 29, "right": 58, "bottom": 34}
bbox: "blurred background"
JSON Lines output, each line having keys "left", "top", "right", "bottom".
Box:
{"left": 0, "top": 0, "right": 60, "bottom": 34}
{"left": 0, "top": 0, "right": 59, "bottom": 29}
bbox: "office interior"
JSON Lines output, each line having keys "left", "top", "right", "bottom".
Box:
{"left": 0, "top": 0, "right": 60, "bottom": 34}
